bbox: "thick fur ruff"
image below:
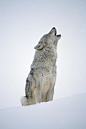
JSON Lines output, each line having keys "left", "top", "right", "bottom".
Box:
{"left": 21, "top": 27, "right": 61, "bottom": 106}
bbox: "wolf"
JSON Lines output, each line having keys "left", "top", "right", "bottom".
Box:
{"left": 21, "top": 27, "right": 61, "bottom": 106}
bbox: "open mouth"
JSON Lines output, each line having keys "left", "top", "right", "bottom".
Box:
{"left": 52, "top": 27, "right": 57, "bottom": 35}
{"left": 52, "top": 27, "right": 61, "bottom": 37}
{"left": 50, "top": 27, "right": 61, "bottom": 38}
{"left": 55, "top": 30, "right": 57, "bottom": 36}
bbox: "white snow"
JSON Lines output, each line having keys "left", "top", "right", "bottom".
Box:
{"left": 0, "top": 93, "right": 86, "bottom": 129}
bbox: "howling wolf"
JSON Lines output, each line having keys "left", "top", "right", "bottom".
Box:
{"left": 21, "top": 27, "right": 61, "bottom": 106}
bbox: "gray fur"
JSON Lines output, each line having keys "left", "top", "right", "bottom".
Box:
{"left": 21, "top": 27, "right": 61, "bottom": 106}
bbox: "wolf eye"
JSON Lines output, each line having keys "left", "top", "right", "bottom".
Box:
{"left": 36, "top": 44, "right": 40, "bottom": 48}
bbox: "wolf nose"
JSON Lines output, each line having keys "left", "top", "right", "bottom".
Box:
{"left": 52, "top": 27, "right": 56, "bottom": 30}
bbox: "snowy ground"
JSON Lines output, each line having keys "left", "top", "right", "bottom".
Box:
{"left": 0, "top": 93, "right": 86, "bottom": 129}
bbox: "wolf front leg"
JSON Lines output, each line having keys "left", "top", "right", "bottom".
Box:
{"left": 45, "top": 87, "right": 54, "bottom": 102}
{"left": 45, "top": 75, "right": 56, "bottom": 102}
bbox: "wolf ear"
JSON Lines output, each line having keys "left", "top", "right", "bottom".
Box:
{"left": 34, "top": 42, "right": 46, "bottom": 50}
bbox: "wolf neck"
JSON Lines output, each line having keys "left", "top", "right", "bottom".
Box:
{"left": 31, "top": 46, "right": 57, "bottom": 71}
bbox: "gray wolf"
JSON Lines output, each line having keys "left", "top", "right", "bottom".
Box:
{"left": 21, "top": 27, "right": 61, "bottom": 106}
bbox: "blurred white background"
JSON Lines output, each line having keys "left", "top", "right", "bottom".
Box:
{"left": 0, "top": 0, "right": 86, "bottom": 109}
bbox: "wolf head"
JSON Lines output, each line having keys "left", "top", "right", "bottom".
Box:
{"left": 34, "top": 27, "right": 61, "bottom": 50}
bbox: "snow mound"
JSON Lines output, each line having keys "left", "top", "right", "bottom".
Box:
{"left": 0, "top": 93, "right": 86, "bottom": 129}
